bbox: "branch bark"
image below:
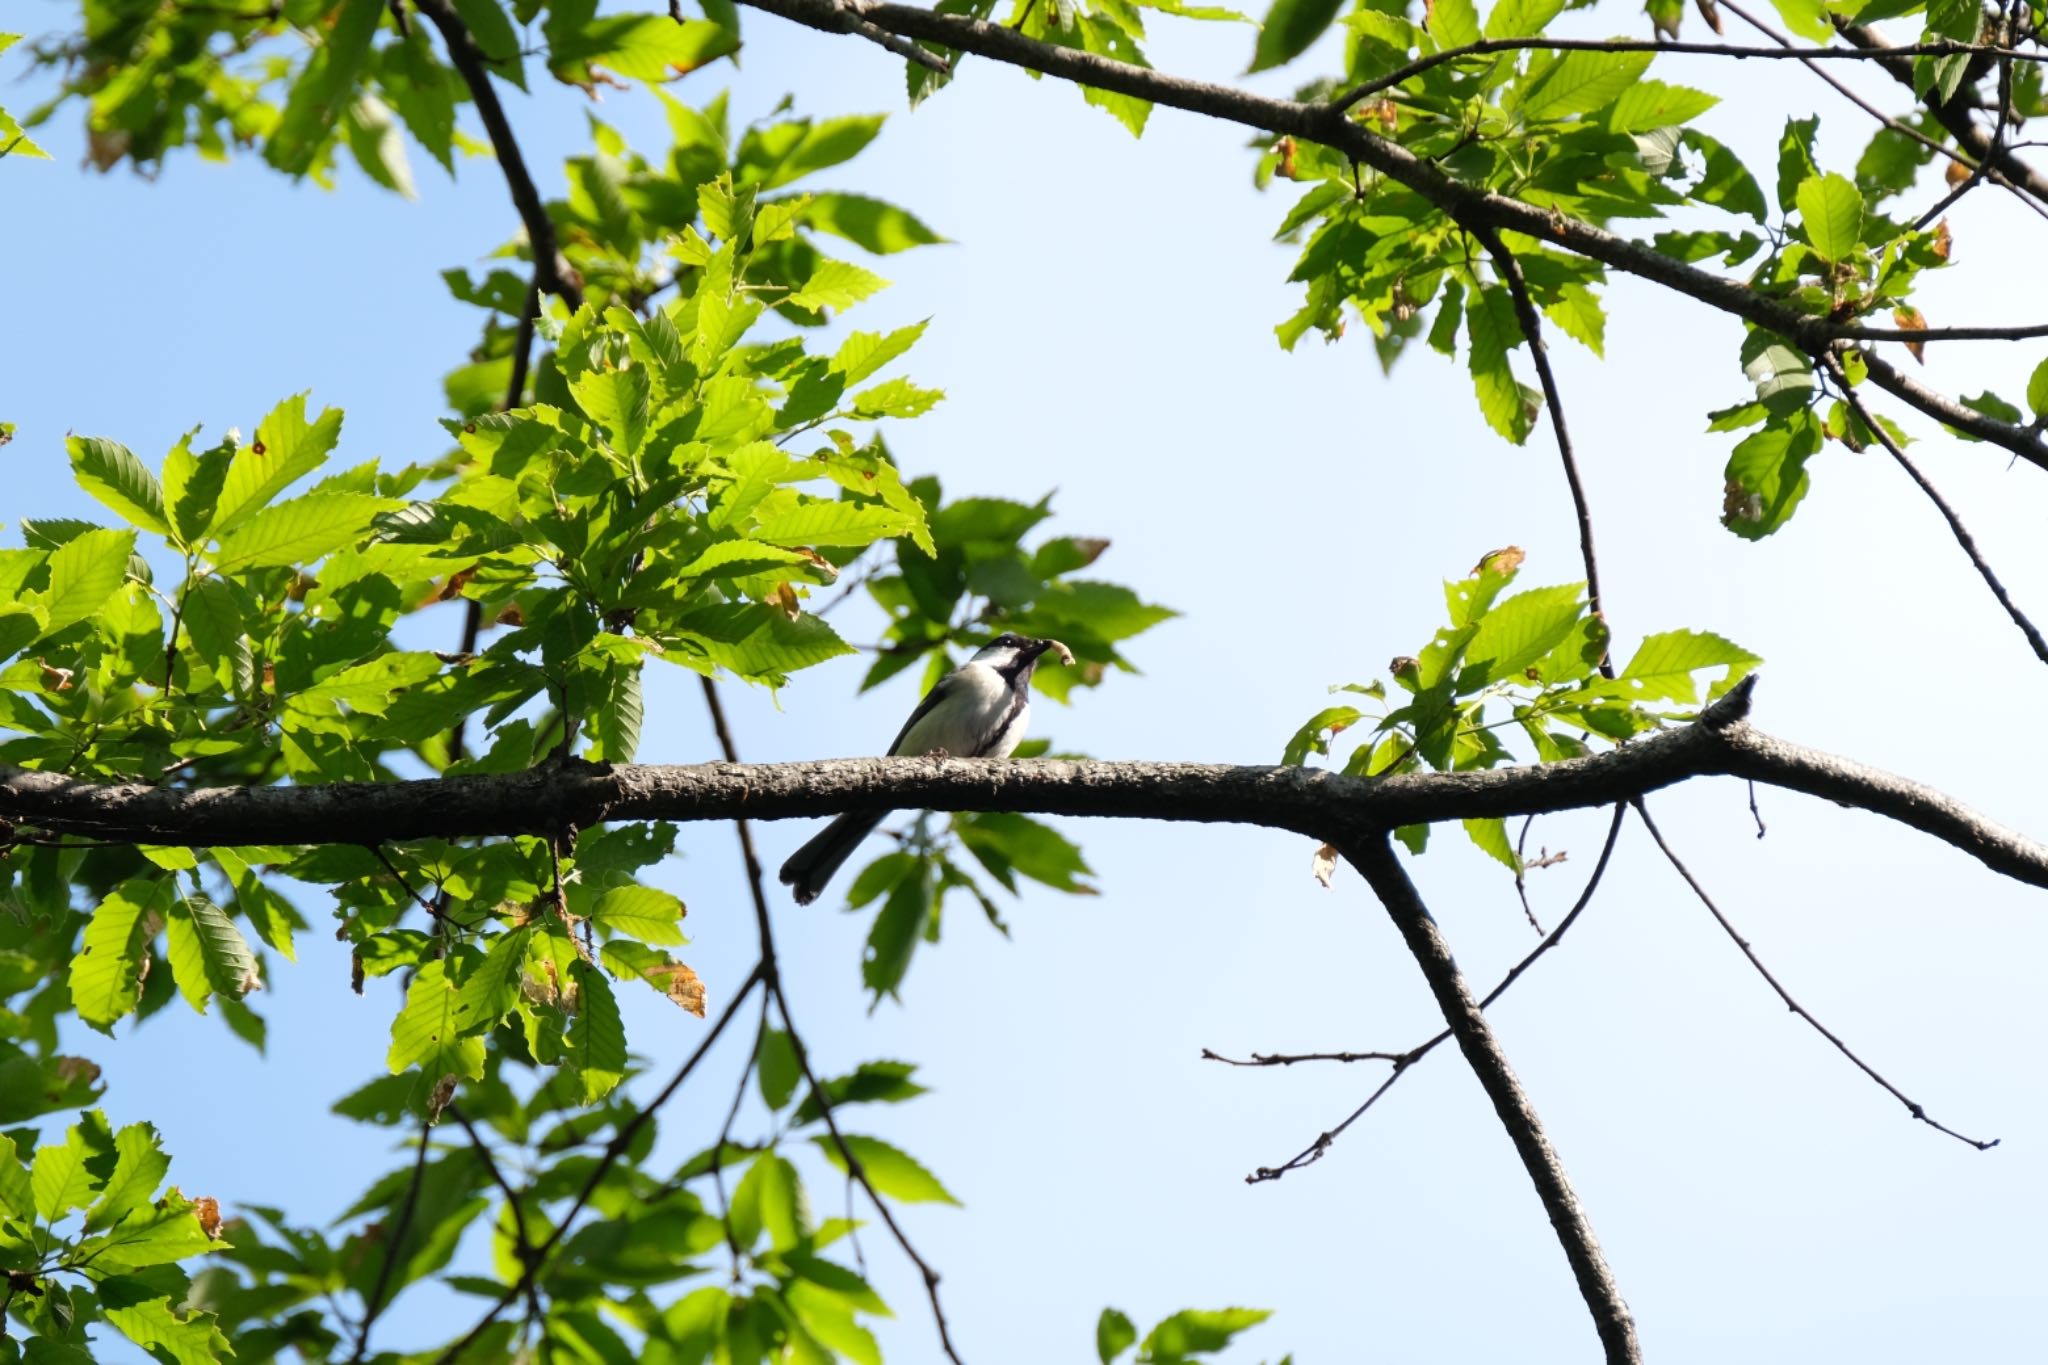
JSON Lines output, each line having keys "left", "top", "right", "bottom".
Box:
{"left": 733, "top": 0, "right": 2048, "bottom": 469}
{"left": 8, "top": 678, "right": 2048, "bottom": 891}
{"left": 1343, "top": 833, "right": 1639, "bottom": 1364}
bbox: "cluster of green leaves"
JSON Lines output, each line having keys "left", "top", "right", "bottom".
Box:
{"left": 1282, "top": 550, "right": 1757, "bottom": 864}
{"left": 1096, "top": 1303, "right": 1284, "bottom": 1364}
{"left": 1234, "top": 0, "right": 2042, "bottom": 537}
{"left": 19, "top": 0, "right": 737, "bottom": 186}
{"left": 0, "top": 1111, "right": 230, "bottom": 1364}
{"left": 2, "top": 46, "right": 1174, "bottom": 1354}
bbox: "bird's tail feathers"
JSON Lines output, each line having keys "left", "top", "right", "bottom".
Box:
{"left": 778, "top": 812, "right": 885, "bottom": 905}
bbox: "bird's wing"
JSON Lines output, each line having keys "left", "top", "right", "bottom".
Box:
{"left": 886, "top": 670, "right": 966, "bottom": 756}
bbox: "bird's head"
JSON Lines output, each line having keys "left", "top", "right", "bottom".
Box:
{"left": 970, "top": 633, "right": 1073, "bottom": 679}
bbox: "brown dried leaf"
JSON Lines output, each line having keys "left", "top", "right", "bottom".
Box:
{"left": 1892, "top": 306, "right": 1927, "bottom": 364}
{"left": 495, "top": 604, "right": 526, "bottom": 628}
{"left": 1693, "top": 0, "right": 1724, "bottom": 33}
{"left": 1723, "top": 479, "right": 1763, "bottom": 524}
{"left": 192, "top": 1195, "right": 223, "bottom": 1239}
{"left": 650, "top": 960, "right": 708, "bottom": 1018}
{"left": 427, "top": 1074, "right": 458, "bottom": 1122}
{"left": 38, "top": 662, "right": 75, "bottom": 692}
{"left": 1311, "top": 843, "right": 1339, "bottom": 889}
{"left": 1933, "top": 217, "right": 1952, "bottom": 261}
{"left": 1945, "top": 157, "right": 1973, "bottom": 187}
{"left": 53, "top": 1056, "right": 101, "bottom": 1086}
{"left": 1276, "top": 135, "right": 1297, "bottom": 179}
{"left": 766, "top": 582, "right": 802, "bottom": 620}
{"left": 1470, "top": 545, "right": 1525, "bottom": 576}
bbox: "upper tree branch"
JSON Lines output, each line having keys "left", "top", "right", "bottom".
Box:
{"left": 8, "top": 679, "right": 2048, "bottom": 891}
{"left": 414, "top": 0, "right": 584, "bottom": 309}
{"left": 733, "top": 0, "right": 2048, "bottom": 469}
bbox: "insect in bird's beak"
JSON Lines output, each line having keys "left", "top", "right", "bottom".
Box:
{"left": 1042, "top": 638, "right": 1075, "bottom": 667}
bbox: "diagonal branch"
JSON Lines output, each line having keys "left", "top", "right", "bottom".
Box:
{"left": 1819, "top": 352, "right": 2048, "bottom": 666}
{"left": 1631, "top": 798, "right": 1997, "bottom": 1149}
{"left": 733, "top": 0, "right": 2048, "bottom": 467}
{"left": 414, "top": 0, "right": 583, "bottom": 309}
{"left": 1341, "top": 833, "right": 1639, "bottom": 1365}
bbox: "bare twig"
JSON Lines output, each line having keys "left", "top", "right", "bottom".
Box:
{"left": 349, "top": 1118, "right": 435, "bottom": 1363}
{"left": 1246, "top": 804, "right": 1627, "bottom": 1178}
{"left": 1201, "top": 1047, "right": 1408, "bottom": 1066}
{"left": 1631, "top": 799, "right": 1998, "bottom": 1150}
{"left": 446, "top": 1105, "right": 545, "bottom": 1331}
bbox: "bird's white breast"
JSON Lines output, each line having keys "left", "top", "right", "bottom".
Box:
{"left": 893, "top": 661, "right": 1027, "bottom": 758}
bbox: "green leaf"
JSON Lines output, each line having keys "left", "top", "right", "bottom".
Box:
{"left": 265, "top": 0, "right": 382, "bottom": 175}
{"left": 757, "top": 1029, "right": 802, "bottom": 1111}
{"left": 589, "top": 884, "right": 689, "bottom": 946}
{"left": 388, "top": 959, "right": 487, "bottom": 1081}
{"left": 832, "top": 321, "right": 929, "bottom": 386}
{"left": 1616, "top": 629, "right": 1761, "bottom": 703}
{"left": 570, "top": 368, "right": 651, "bottom": 457}
{"left": 1466, "top": 286, "right": 1535, "bottom": 445}
{"left": 455, "top": 926, "right": 532, "bottom": 1036}
{"left": 811, "top": 1134, "right": 959, "bottom": 1205}
{"left": 213, "top": 491, "right": 391, "bottom": 572}
{"left": 955, "top": 812, "right": 1095, "bottom": 893}
{"left": 1796, "top": 172, "right": 1864, "bottom": 261}
{"left": 802, "top": 193, "right": 945, "bottom": 254}
{"left": 289, "top": 651, "right": 443, "bottom": 714}
{"left": 1682, "top": 130, "right": 1769, "bottom": 223}
{"left": 98, "top": 1277, "right": 232, "bottom": 1365}
{"left": 1426, "top": 0, "right": 1481, "bottom": 47}
{"left": 1140, "top": 1307, "right": 1273, "bottom": 1359}
{"left": 31, "top": 1132, "right": 100, "bottom": 1222}
{"left": 40, "top": 527, "right": 135, "bottom": 636}
{"left": 1776, "top": 116, "right": 1820, "bottom": 214}
{"left": 567, "top": 963, "right": 627, "bottom": 1104}
{"left": 1097, "top": 1308, "right": 1139, "bottom": 1364}
{"left": 1463, "top": 817, "right": 1521, "bottom": 872}
{"left": 212, "top": 395, "right": 344, "bottom": 535}
{"left": 1607, "top": 80, "right": 1719, "bottom": 135}
{"left": 1462, "top": 582, "right": 1586, "bottom": 683}
{"left": 1282, "top": 706, "right": 1364, "bottom": 766}
{"left": 550, "top": 14, "right": 739, "bottom": 82}
{"left": 665, "top": 603, "right": 856, "bottom": 682}
{"left": 163, "top": 898, "right": 259, "bottom": 1014}
{"left": 1722, "top": 412, "right": 1822, "bottom": 539}
{"left": 790, "top": 1060, "right": 928, "bottom": 1127}
{"left": 1517, "top": 48, "right": 1655, "bottom": 122}
{"left": 2026, "top": 356, "right": 2048, "bottom": 419}
{"left": 83, "top": 1124, "right": 170, "bottom": 1234}
{"left": 1486, "top": 0, "right": 1564, "bottom": 38}
{"left": 70, "top": 881, "right": 162, "bottom": 1034}
{"left": 598, "top": 940, "right": 707, "bottom": 1016}
{"left": 862, "top": 867, "right": 930, "bottom": 998}
{"left": 68, "top": 437, "right": 169, "bottom": 536}
{"left": 753, "top": 499, "right": 922, "bottom": 549}
{"left": 1249, "top": 0, "right": 1345, "bottom": 72}
{"left": 788, "top": 259, "right": 890, "bottom": 314}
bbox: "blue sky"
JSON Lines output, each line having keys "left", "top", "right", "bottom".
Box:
{"left": 7, "top": 5, "right": 2048, "bottom": 1361}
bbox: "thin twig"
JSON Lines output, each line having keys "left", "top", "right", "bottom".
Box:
{"left": 1201, "top": 1047, "right": 1407, "bottom": 1066}
{"left": 1246, "top": 804, "right": 1625, "bottom": 1178}
{"left": 1470, "top": 223, "right": 1612, "bottom": 675}
{"left": 1512, "top": 813, "right": 1546, "bottom": 933}
{"left": 446, "top": 1105, "right": 545, "bottom": 1331}
{"left": 349, "top": 1118, "right": 435, "bottom": 1363}
{"left": 1820, "top": 353, "right": 2048, "bottom": 666}
{"left": 1630, "top": 799, "right": 1997, "bottom": 1150}
{"left": 698, "top": 673, "right": 967, "bottom": 1362}
{"left": 371, "top": 844, "right": 441, "bottom": 919}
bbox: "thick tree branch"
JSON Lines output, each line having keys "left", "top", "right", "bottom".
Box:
{"left": 1343, "top": 833, "right": 1640, "bottom": 1365}
{"left": 414, "top": 0, "right": 583, "bottom": 309}
{"left": 11, "top": 679, "right": 2048, "bottom": 892}
{"left": 734, "top": 0, "right": 2048, "bottom": 468}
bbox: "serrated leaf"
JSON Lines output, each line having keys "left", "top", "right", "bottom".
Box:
{"left": 2026, "top": 356, "right": 2048, "bottom": 419}
{"left": 1486, "top": 0, "right": 1564, "bottom": 38}
{"left": 1463, "top": 817, "right": 1522, "bottom": 871}
{"left": 83, "top": 1124, "right": 170, "bottom": 1234}
{"left": 570, "top": 367, "right": 651, "bottom": 457}
{"left": 788, "top": 259, "right": 890, "bottom": 313}
{"left": 212, "top": 395, "right": 343, "bottom": 535}
{"left": 802, "top": 193, "right": 945, "bottom": 254}
{"left": 753, "top": 500, "right": 922, "bottom": 549}
{"left": 40, "top": 528, "right": 135, "bottom": 635}
{"left": 1140, "top": 1307, "right": 1273, "bottom": 1359}
{"left": 68, "top": 437, "right": 169, "bottom": 536}
{"left": 1098, "top": 1308, "right": 1139, "bottom": 1364}
{"left": 1796, "top": 172, "right": 1864, "bottom": 261}
{"left": 1426, "top": 0, "right": 1481, "bottom": 46}
{"left": 164, "top": 897, "right": 258, "bottom": 1014}
{"left": 1463, "top": 582, "right": 1586, "bottom": 682}
{"left": 456, "top": 926, "right": 533, "bottom": 1036}
{"left": 811, "top": 1134, "right": 959, "bottom": 1204}
{"left": 99, "top": 1279, "right": 233, "bottom": 1365}
{"left": 831, "top": 321, "right": 929, "bottom": 386}
{"left": 1467, "top": 286, "right": 1535, "bottom": 445}
{"left": 851, "top": 377, "right": 944, "bottom": 419}
{"left": 567, "top": 963, "right": 627, "bottom": 1104}
{"left": 589, "top": 885, "right": 688, "bottom": 946}
{"left": 1616, "top": 628, "right": 1761, "bottom": 703}
{"left": 70, "top": 881, "right": 162, "bottom": 1034}
{"left": 214, "top": 491, "right": 392, "bottom": 572}
{"left": 600, "top": 940, "right": 707, "bottom": 1017}
{"left": 31, "top": 1134, "right": 100, "bottom": 1222}
{"left": 388, "top": 959, "right": 486, "bottom": 1081}
{"left": 1518, "top": 48, "right": 1655, "bottom": 122}
{"left": 1607, "top": 80, "right": 1719, "bottom": 134}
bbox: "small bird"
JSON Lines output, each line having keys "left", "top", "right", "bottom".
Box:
{"left": 779, "top": 633, "right": 1069, "bottom": 905}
